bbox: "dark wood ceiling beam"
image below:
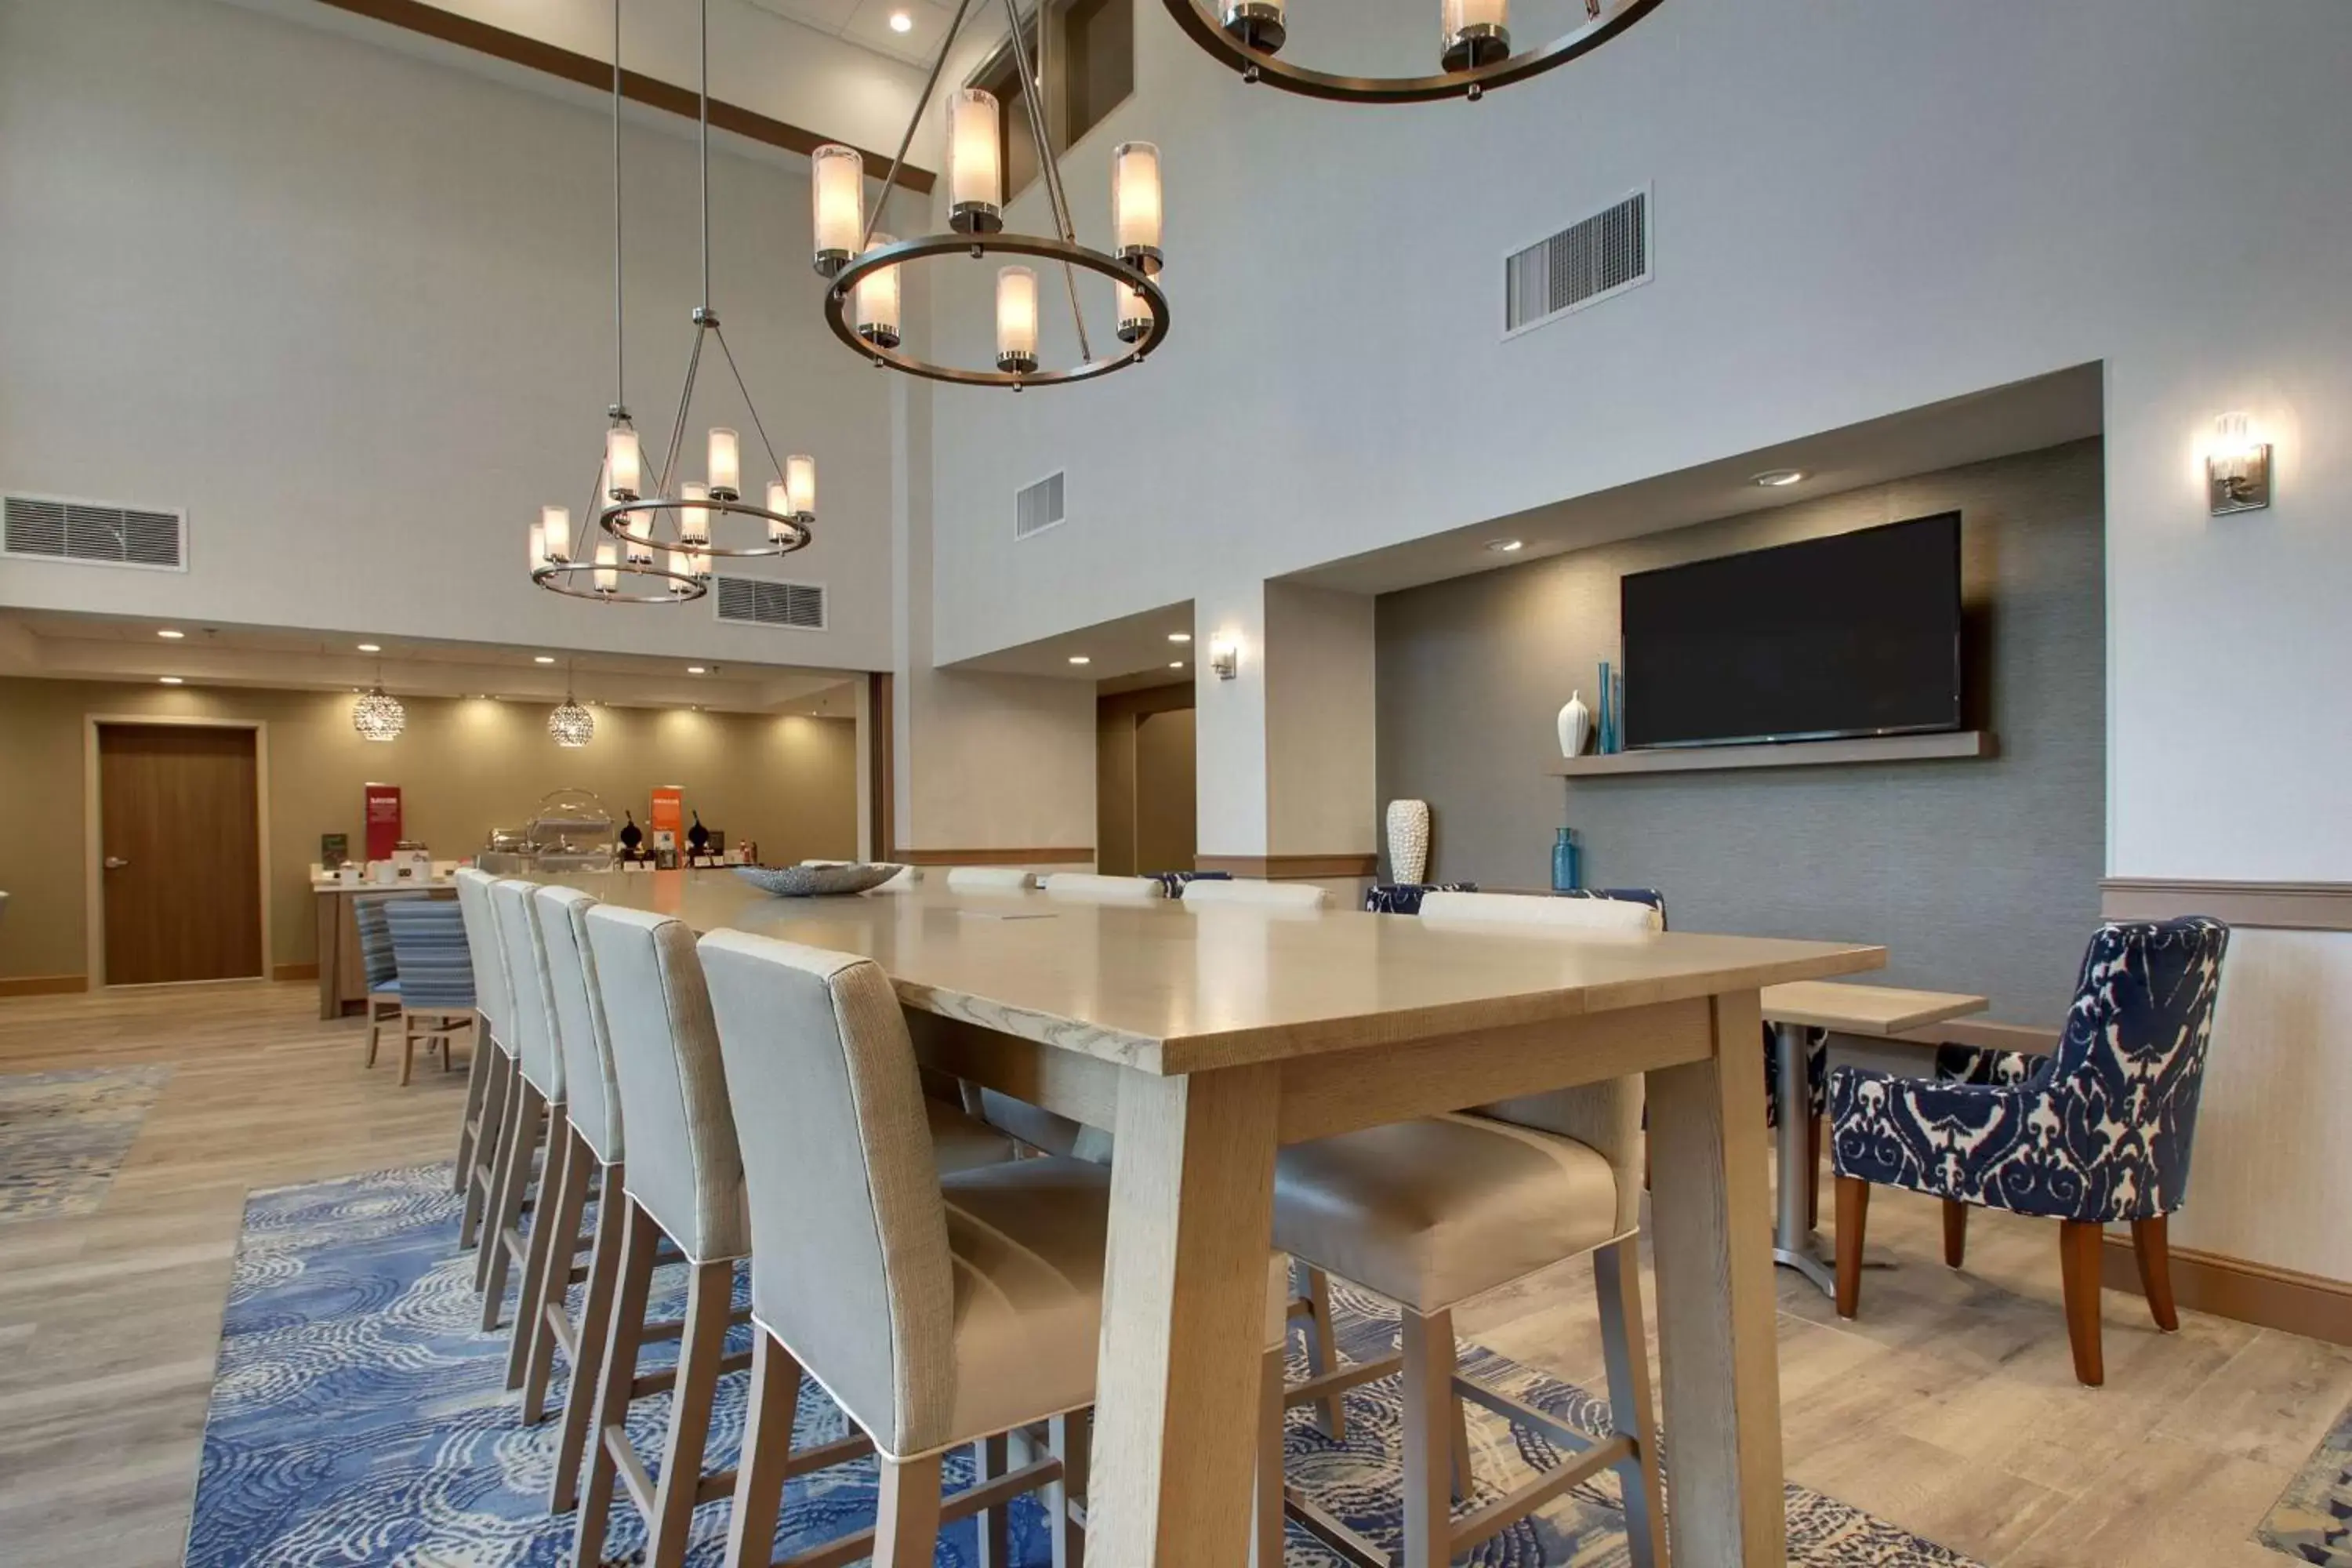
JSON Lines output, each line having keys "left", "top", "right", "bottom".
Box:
{"left": 309, "top": 0, "right": 935, "bottom": 192}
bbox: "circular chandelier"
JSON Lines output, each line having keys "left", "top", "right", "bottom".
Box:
{"left": 807, "top": 0, "right": 1171, "bottom": 388}
{"left": 1159, "top": 0, "right": 1661, "bottom": 103}
{"left": 353, "top": 684, "right": 405, "bottom": 742}
{"left": 548, "top": 698, "right": 595, "bottom": 749}
{"left": 532, "top": 0, "right": 815, "bottom": 605}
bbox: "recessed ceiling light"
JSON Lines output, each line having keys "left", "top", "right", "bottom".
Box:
{"left": 1069, "top": 655, "right": 1091, "bottom": 665}
{"left": 686, "top": 665, "right": 709, "bottom": 675}
{"left": 1485, "top": 539, "right": 1524, "bottom": 554}
{"left": 357, "top": 642, "right": 382, "bottom": 653}
{"left": 158, "top": 676, "right": 183, "bottom": 685}
{"left": 1170, "top": 660, "right": 1185, "bottom": 669}
{"left": 535, "top": 655, "right": 556, "bottom": 665}
{"left": 1168, "top": 631, "right": 1192, "bottom": 643}
{"left": 157, "top": 628, "right": 185, "bottom": 640}
{"left": 887, "top": 8, "right": 913, "bottom": 30}
{"left": 1751, "top": 468, "right": 1806, "bottom": 488}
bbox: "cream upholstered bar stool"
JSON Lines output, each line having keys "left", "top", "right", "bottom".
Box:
{"left": 1264, "top": 887, "right": 1669, "bottom": 1568}
{"left": 477, "top": 878, "right": 570, "bottom": 1334}
{"left": 453, "top": 868, "right": 520, "bottom": 1246}
{"left": 572, "top": 907, "right": 1019, "bottom": 1566}
{"left": 697, "top": 928, "right": 1107, "bottom": 1568}
{"left": 1038, "top": 872, "right": 1163, "bottom": 903}
{"left": 1180, "top": 877, "right": 1330, "bottom": 911}
{"left": 944, "top": 866, "right": 1036, "bottom": 891}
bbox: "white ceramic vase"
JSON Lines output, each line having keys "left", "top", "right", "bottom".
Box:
{"left": 1385, "top": 798, "right": 1432, "bottom": 886}
{"left": 1557, "top": 690, "right": 1591, "bottom": 757}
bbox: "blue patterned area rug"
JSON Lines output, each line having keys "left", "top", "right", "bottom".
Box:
{"left": 0, "top": 1064, "right": 172, "bottom": 1221}
{"left": 189, "top": 1164, "right": 1984, "bottom": 1566}
{"left": 2260, "top": 1399, "right": 2352, "bottom": 1564}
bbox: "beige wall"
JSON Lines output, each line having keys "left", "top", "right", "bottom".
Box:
{"left": 0, "top": 678, "right": 857, "bottom": 983}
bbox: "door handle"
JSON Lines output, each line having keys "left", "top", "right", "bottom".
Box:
{"left": 103, "top": 856, "right": 129, "bottom": 869}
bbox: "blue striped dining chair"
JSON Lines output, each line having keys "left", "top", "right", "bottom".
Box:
{"left": 384, "top": 899, "right": 477, "bottom": 1087}
{"left": 353, "top": 895, "right": 409, "bottom": 1072}
{"left": 1829, "top": 916, "right": 2231, "bottom": 1385}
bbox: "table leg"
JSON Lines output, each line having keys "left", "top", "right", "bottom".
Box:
{"left": 1647, "top": 987, "right": 1788, "bottom": 1567}
{"left": 1088, "top": 1062, "right": 1280, "bottom": 1566}
{"left": 1769, "top": 1021, "right": 1836, "bottom": 1294}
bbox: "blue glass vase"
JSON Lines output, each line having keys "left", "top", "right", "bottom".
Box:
{"left": 1552, "top": 827, "right": 1581, "bottom": 892}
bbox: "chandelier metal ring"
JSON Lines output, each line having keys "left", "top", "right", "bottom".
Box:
{"left": 823, "top": 234, "right": 1172, "bottom": 390}
{"left": 529, "top": 557, "right": 709, "bottom": 604}
{"left": 595, "top": 492, "right": 814, "bottom": 557}
{"left": 1158, "top": 0, "right": 1661, "bottom": 103}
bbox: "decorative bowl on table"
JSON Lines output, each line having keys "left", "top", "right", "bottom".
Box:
{"left": 730, "top": 862, "right": 904, "bottom": 897}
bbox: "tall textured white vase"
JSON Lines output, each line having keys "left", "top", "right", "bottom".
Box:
{"left": 1386, "top": 799, "right": 1432, "bottom": 885}
{"left": 1557, "top": 690, "right": 1591, "bottom": 757}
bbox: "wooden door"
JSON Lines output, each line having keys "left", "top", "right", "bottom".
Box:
{"left": 98, "top": 724, "right": 263, "bottom": 985}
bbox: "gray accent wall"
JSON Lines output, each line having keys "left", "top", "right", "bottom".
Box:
{"left": 1374, "top": 437, "right": 2105, "bottom": 1025}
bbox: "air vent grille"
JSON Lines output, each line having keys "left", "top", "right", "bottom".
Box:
{"left": 1015, "top": 471, "right": 1066, "bottom": 539}
{"left": 2, "top": 494, "right": 187, "bottom": 570}
{"left": 1504, "top": 188, "right": 1650, "bottom": 337}
{"left": 714, "top": 575, "right": 826, "bottom": 630}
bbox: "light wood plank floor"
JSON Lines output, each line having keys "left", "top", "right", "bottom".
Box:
{"left": 2, "top": 982, "right": 2344, "bottom": 1566}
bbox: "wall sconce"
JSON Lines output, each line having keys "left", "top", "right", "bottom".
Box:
{"left": 2209, "top": 412, "right": 2272, "bottom": 516}
{"left": 1210, "top": 636, "right": 1240, "bottom": 681}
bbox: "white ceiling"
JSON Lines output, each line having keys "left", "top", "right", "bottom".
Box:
{"left": 742, "top": 0, "right": 963, "bottom": 68}
{"left": 0, "top": 610, "right": 862, "bottom": 717}
{"left": 950, "top": 597, "right": 1196, "bottom": 686}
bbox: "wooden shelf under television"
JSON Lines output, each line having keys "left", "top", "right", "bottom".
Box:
{"left": 1545, "top": 730, "right": 1998, "bottom": 778}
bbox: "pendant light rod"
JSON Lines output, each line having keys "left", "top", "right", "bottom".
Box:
{"left": 611, "top": 0, "right": 627, "bottom": 412}
{"left": 859, "top": 0, "right": 982, "bottom": 256}
{"left": 998, "top": 0, "right": 1091, "bottom": 360}
{"left": 698, "top": 0, "right": 712, "bottom": 311}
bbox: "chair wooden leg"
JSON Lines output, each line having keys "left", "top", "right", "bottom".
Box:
{"left": 1834, "top": 1175, "right": 1869, "bottom": 1319}
{"left": 515, "top": 1116, "right": 592, "bottom": 1407}
{"left": 455, "top": 1014, "right": 495, "bottom": 1194}
{"left": 1254, "top": 1347, "right": 1287, "bottom": 1568}
{"left": 1047, "top": 1410, "right": 1087, "bottom": 1568}
{"left": 478, "top": 1081, "right": 543, "bottom": 1323}
{"left": 548, "top": 1158, "right": 628, "bottom": 1513}
{"left": 873, "top": 1453, "right": 945, "bottom": 1567}
{"left": 460, "top": 1049, "right": 514, "bottom": 1251}
{"left": 399, "top": 1013, "right": 418, "bottom": 1087}
{"left": 1943, "top": 1199, "right": 1969, "bottom": 1269}
{"left": 1297, "top": 1261, "right": 1348, "bottom": 1440}
{"left": 1806, "top": 1111, "right": 1823, "bottom": 1232}
{"left": 365, "top": 1009, "right": 382, "bottom": 1069}
{"left": 572, "top": 1200, "right": 660, "bottom": 1568}
{"left": 1593, "top": 1239, "right": 1666, "bottom": 1568}
{"left": 645, "top": 1258, "right": 735, "bottom": 1568}
{"left": 2059, "top": 1220, "right": 2107, "bottom": 1387}
{"left": 1399, "top": 1308, "right": 1457, "bottom": 1568}
{"left": 2132, "top": 1215, "right": 2179, "bottom": 1332}
{"left": 724, "top": 1330, "right": 804, "bottom": 1568}
{"left": 976, "top": 1434, "right": 1011, "bottom": 1568}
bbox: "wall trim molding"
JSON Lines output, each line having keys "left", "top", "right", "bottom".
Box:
{"left": 895, "top": 848, "right": 1094, "bottom": 867}
{"left": 0, "top": 975, "right": 89, "bottom": 998}
{"left": 307, "top": 0, "right": 935, "bottom": 191}
{"left": 2101, "top": 878, "right": 2352, "bottom": 931}
{"left": 2100, "top": 1236, "right": 2352, "bottom": 1347}
{"left": 1196, "top": 853, "right": 1379, "bottom": 880}
{"left": 273, "top": 962, "right": 322, "bottom": 983}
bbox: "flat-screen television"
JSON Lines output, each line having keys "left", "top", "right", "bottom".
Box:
{"left": 1620, "top": 513, "right": 1963, "bottom": 750}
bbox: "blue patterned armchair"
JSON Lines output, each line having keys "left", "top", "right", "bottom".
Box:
{"left": 1828, "top": 916, "right": 2230, "bottom": 1385}
{"left": 1145, "top": 869, "right": 1229, "bottom": 899}
{"left": 1361, "top": 881, "right": 1477, "bottom": 914}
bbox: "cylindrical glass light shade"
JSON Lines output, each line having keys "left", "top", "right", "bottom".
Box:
{"left": 1112, "top": 143, "right": 1163, "bottom": 274}
{"left": 1441, "top": 0, "right": 1510, "bottom": 68}
{"left": 948, "top": 89, "right": 1004, "bottom": 234}
{"left": 540, "top": 505, "right": 572, "bottom": 564}
{"left": 669, "top": 548, "right": 696, "bottom": 594}
{"left": 1221, "top": 0, "right": 1286, "bottom": 52}
{"left": 996, "top": 266, "right": 1039, "bottom": 374}
{"left": 529, "top": 516, "right": 548, "bottom": 572}
{"left": 810, "top": 144, "right": 865, "bottom": 276}
{"left": 605, "top": 424, "right": 643, "bottom": 500}
{"left": 625, "top": 531, "right": 654, "bottom": 568}
{"left": 855, "top": 234, "right": 902, "bottom": 348}
{"left": 784, "top": 455, "right": 816, "bottom": 520}
{"left": 766, "top": 481, "right": 792, "bottom": 543}
{"left": 706, "top": 428, "right": 740, "bottom": 499}
{"left": 1115, "top": 278, "right": 1152, "bottom": 344}
{"left": 680, "top": 482, "right": 710, "bottom": 546}
{"left": 593, "top": 541, "right": 619, "bottom": 594}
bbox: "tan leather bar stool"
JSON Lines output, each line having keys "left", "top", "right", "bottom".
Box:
{"left": 453, "top": 868, "right": 519, "bottom": 1246}
{"left": 697, "top": 929, "right": 1099, "bottom": 1568}
{"left": 1265, "top": 888, "right": 1669, "bottom": 1568}
{"left": 478, "top": 878, "right": 567, "bottom": 1334}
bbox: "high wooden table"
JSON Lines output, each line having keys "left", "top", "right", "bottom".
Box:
{"left": 558, "top": 870, "right": 1884, "bottom": 1566}
{"left": 1756, "top": 981, "right": 1987, "bottom": 1294}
